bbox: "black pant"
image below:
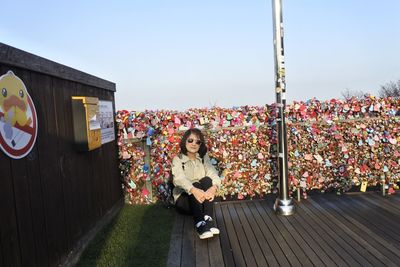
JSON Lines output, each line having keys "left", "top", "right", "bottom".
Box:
{"left": 175, "top": 177, "right": 214, "bottom": 225}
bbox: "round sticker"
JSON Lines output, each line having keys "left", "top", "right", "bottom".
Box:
{"left": 0, "top": 71, "right": 38, "bottom": 159}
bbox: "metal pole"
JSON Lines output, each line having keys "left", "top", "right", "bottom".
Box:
{"left": 272, "top": 0, "right": 295, "bottom": 215}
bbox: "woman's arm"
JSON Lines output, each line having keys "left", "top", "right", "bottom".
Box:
{"left": 203, "top": 154, "right": 222, "bottom": 201}
{"left": 172, "top": 156, "right": 206, "bottom": 202}
{"left": 203, "top": 154, "right": 222, "bottom": 189}
{"left": 171, "top": 156, "right": 194, "bottom": 193}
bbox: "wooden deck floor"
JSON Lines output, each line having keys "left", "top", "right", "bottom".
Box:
{"left": 167, "top": 192, "right": 400, "bottom": 267}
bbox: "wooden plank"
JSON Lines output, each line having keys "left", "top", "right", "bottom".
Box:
{"left": 89, "top": 146, "right": 105, "bottom": 220}
{"left": 166, "top": 196, "right": 400, "bottom": 267}
{"left": 360, "top": 194, "right": 400, "bottom": 217}
{"left": 72, "top": 82, "right": 94, "bottom": 238}
{"left": 325, "top": 196, "right": 400, "bottom": 264}
{"left": 86, "top": 85, "right": 103, "bottom": 219}
{"left": 346, "top": 196, "right": 400, "bottom": 242}
{"left": 240, "top": 202, "right": 279, "bottom": 267}
{"left": 8, "top": 69, "right": 37, "bottom": 267}
{"left": 220, "top": 203, "right": 246, "bottom": 267}
{"left": 367, "top": 193, "right": 400, "bottom": 212}
{"left": 253, "top": 201, "right": 301, "bottom": 266}
{"left": 388, "top": 193, "right": 400, "bottom": 203}
{"left": 0, "top": 239, "right": 3, "bottom": 267}
{"left": 85, "top": 78, "right": 120, "bottom": 257}
{"left": 195, "top": 230, "right": 209, "bottom": 267}
{"left": 352, "top": 195, "right": 400, "bottom": 229}
{"left": 296, "top": 202, "right": 359, "bottom": 266}
{"left": 85, "top": 92, "right": 103, "bottom": 220}
{"left": 40, "top": 77, "right": 69, "bottom": 266}
{"left": 288, "top": 206, "right": 338, "bottom": 267}
{"left": 92, "top": 86, "right": 121, "bottom": 216}
{"left": 329, "top": 195, "right": 400, "bottom": 245}
{"left": 276, "top": 211, "right": 325, "bottom": 266}
{"left": 351, "top": 194, "right": 400, "bottom": 223}
{"left": 302, "top": 199, "right": 371, "bottom": 266}
{"left": 181, "top": 215, "right": 195, "bottom": 267}
{"left": 0, "top": 66, "right": 21, "bottom": 267}
{"left": 167, "top": 196, "right": 400, "bottom": 267}
{"left": 214, "top": 203, "right": 233, "bottom": 267}
{"left": 207, "top": 204, "right": 224, "bottom": 267}
{"left": 207, "top": 234, "right": 224, "bottom": 267}
{"left": 93, "top": 85, "right": 121, "bottom": 214}
{"left": 234, "top": 203, "right": 268, "bottom": 266}
{"left": 167, "top": 213, "right": 185, "bottom": 267}
{"left": 258, "top": 201, "right": 313, "bottom": 266}
{"left": 195, "top": 205, "right": 211, "bottom": 267}
{"left": 227, "top": 204, "right": 257, "bottom": 266}
{"left": 10, "top": 159, "right": 37, "bottom": 267}
{"left": 28, "top": 71, "right": 51, "bottom": 267}
{"left": 0, "top": 155, "right": 21, "bottom": 267}
{"left": 247, "top": 201, "right": 290, "bottom": 266}
{"left": 315, "top": 196, "right": 400, "bottom": 265}
{"left": 87, "top": 140, "right": 102, "bottom": 222}
{"left": 103, "top": 93, "right": 122, "bottom": 208}
{"left": 305, "top": 198, "right": 377, "bottom": 266}
{"left": 58, "top": 78, "right": 80, "bottom": 251}
{"left": 317, "top": 196, "right": 400, "bottom": 263}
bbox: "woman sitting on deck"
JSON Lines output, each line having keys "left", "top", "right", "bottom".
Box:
{"left": 171, "top": 128, "right": 221, "bottom": 239}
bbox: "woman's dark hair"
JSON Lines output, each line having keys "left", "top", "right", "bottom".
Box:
{"left": 180, "top": 128, "right": 207, "bottom": 158}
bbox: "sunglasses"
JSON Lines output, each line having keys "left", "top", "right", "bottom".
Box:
{"left": 187, "top": 138, "right": 202, "bottom": 145}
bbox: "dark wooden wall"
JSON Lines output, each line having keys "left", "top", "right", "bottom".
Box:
{"left": 0, "top": 43, "right": 122, "bottom": 267}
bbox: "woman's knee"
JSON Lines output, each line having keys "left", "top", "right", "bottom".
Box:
{"left": 200, "top": 176, "right": 212, "bottom": 188}
{"left": 192, "top": 182, "right": 201, "bottom": 189}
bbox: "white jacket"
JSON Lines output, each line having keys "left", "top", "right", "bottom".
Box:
{"left": 171, "top": 153, "right": 221, "bottom": 201}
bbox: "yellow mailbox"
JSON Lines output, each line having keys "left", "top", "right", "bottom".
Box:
{"left": 71, "top": 96, "right": 101, "bottom": 151}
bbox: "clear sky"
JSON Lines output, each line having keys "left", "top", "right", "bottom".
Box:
{"left": 2, "top": 0, "right": 400, "bottom": 111}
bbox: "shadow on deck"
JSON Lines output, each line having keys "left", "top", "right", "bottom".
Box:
{"left": 167, "top": 192, "right": 400, "bottom": 267}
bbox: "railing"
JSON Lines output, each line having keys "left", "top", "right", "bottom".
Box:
{"left": 118, "top": 105, "right": 400, "bottom": 204}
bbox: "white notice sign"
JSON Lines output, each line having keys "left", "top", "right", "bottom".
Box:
{"left": 98, "top": 100, "right": 115, "bottom": 144}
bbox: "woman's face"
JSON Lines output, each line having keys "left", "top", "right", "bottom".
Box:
{"left": 185, "top": 133, "right": 202, "bottom": 155}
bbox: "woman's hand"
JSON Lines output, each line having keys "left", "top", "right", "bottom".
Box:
{"left": 190, "top": 187, "right": 206, "bottom": 203}
{"left": 205, "top": 185, "right": 217, "bottom": 201}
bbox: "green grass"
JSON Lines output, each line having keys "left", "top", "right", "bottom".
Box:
{"left": 76, "top": 204, "right": 175, "bottom": 267}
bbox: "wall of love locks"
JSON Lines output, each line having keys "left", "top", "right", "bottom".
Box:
{"left": 117, "top": 96, "right": 400, "bottom": 204}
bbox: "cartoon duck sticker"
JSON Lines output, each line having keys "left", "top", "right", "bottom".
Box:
{"left": 0, "top": 71, "right": 37, "bottom": 159}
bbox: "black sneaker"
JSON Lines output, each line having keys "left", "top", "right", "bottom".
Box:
{"left": 196, "top": 221, "right": 213, "bottom": 239}
{"left": 205, "top": 217, "right": 220, "bottom": 235}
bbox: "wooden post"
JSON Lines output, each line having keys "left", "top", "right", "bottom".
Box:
{"left": 297, "top": 186, "right": 301, "bottom": 202}
{"left": 143, "top": 140, "right": 153, "bottom": 200}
